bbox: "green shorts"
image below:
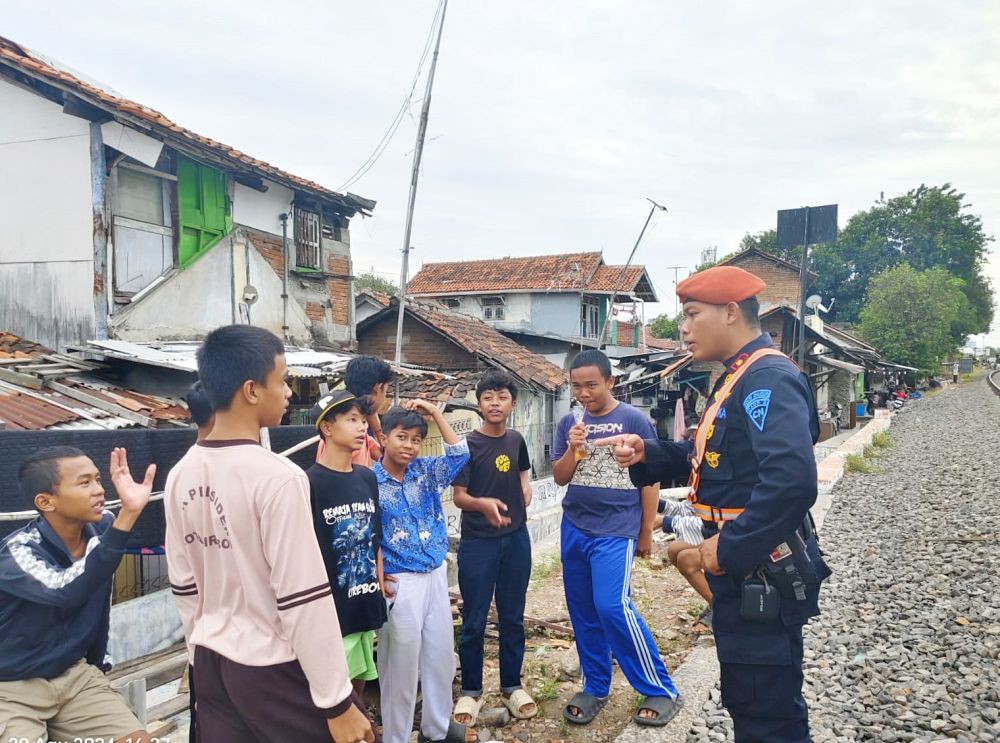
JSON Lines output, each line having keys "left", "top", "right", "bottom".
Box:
{"left": 343, "top": 630, "right": 378, "bottom": 681}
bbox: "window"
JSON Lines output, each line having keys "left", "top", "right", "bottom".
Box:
{"left": 439, "top": 298, "right": 461, "bottom": 309}
{"left": 295, "top": 207, "right": 321, "bottom": 270}
{"left": 581, "top": 296, "right": 601, "bottom": 338}
{"left": 481, "top": 296, "right": 504, "bottom": 321}
{"left": 177, "top": 157, "right": 230, "bottom": 267}
{"left": 111, "top": 161, "right": 176, "bottom": 297}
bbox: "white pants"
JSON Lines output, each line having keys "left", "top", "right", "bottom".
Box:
{"left": 377, "top": 562, "right": 455, "bottom": 743}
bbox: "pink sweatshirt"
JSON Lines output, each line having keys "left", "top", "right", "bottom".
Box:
{"left": 164, "top": 440, "right": 352, "bottom": 715}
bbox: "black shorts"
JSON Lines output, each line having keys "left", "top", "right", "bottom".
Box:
{"left": 192, "top": 645, "right": 380, "bottom": 742}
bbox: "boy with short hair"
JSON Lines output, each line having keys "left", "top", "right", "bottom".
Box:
{"left": 451, "top": 370, "right": 536, "bottom": 725}
{"left": 186, "top": 380, "right": 215, "bottom": 441}
{"left": 164, "top": 324, "right": 375, "bottom": 743}
{"left": 552, "top": 349, "right": 681, "bottom": 728}
{"left": 344, "top": 355, "right": 396, "bottom": 467}
{"left": 374, "top": 401, "right": 471, "bottom": 743}
{"left": 0, "top": 446, "right": 155, "bottom": 743}
{"left": 307, "top": 391, "right": 388, "bottom": 700}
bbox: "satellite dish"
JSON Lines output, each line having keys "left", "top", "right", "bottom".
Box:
{"left": 806, "top": 294, "right": 830, "bottom": 314}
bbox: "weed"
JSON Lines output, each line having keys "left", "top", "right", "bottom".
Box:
{"left": 530, "top": 553, "right": 561, "bottom": 587}
{"left": 687, "top": 600, "right": 707, "bottom": 618}
{"left": 845, "top": 453, "right": 876, "bottom": 474}
{"left": 535, "top": 675, "right": 561, "bottom": 703}
{"left": 871, "top": 431, "right": 891, "bottom": 450}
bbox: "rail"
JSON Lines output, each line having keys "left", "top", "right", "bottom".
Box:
{"left": 989, "top": 369, "right": 1000, "bottom": 397}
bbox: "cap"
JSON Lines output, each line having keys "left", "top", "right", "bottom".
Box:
{"left": 310, "top": 390, "right": 358, "bottom": 428}
{"left": 676, "top": 266, "right": 766, "bottom": 305}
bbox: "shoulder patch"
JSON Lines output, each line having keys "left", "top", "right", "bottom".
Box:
{"left": 743, "top": 389, "right": 772, "bottom": 432}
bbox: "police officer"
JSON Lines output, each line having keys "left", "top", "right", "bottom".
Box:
{"left": 598, "top": 265, "right": 830, "bottom": 741}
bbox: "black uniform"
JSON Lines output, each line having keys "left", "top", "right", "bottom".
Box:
{"left": 630, "top": 334, "right": 831, "bottom": 741}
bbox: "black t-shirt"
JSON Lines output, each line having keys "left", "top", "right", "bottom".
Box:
{"left": 453, "top": 429, "right": 532, "bottom": 539}
{"left": 307, "top": 464, "right": 387, "bottom": 635}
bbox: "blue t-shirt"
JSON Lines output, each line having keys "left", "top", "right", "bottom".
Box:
{"left": 552, "top": 402, "right": 658, "bottom": 538}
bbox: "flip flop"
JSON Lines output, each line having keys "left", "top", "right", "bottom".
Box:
{"left": 452, "top": 695, "right": 484, "bottom": 726}
{"left": 563, "top": 691, "right": 609, "bottom": 725}
{"left": 418, "top": 720, "right": 469, "bottom": 743}
{"left": 502, "top": 688, "right": 538, "bottom": 720}
{"left": 633, "top": 694, "right": 684, "bottom": 727}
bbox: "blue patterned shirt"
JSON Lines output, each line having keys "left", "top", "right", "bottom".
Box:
{"left": 374, "top": 439, "right": 470, "bottom": 574}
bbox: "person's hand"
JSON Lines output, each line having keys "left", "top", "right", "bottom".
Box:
{"left": 637, "top": 527, "right": 653, "bottom": 559}
{"left": 404, "top": 398, "right": 440, "bottom": 419}
{"left": 699, "top": 534, "right": 724, "bottom": 576}
{"left": 110, "top": 448, "right": 155, "bottom": 515}
{"left": 381, "top": 573, "right": 399, "bottom": 598}
{"left": 522, "top": 483, "right": 533, "bottom": 508}
{"left": 327, "top": 704, "right": 375, "bottom": 743}
{"left": 568, "top": 423, "right": 588, "bottom": 454}
{"left": 480, "top": 498, "right": 511, "bottom": 529}
{"left": 593, "top": 434, "right": 646, "bottom": 467}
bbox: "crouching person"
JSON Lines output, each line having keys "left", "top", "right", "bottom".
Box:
{"left": 0, "top": 446, "right": 156, "bottom": 743}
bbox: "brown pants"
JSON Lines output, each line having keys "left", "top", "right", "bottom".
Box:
{"left": 193, "top": 646, "right": 380, "bottom": 742}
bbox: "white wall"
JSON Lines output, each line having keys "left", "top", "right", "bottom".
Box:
{"left": 232, "top": 181, "right": 294, "bottom": 236}
{"left": 0, "top": 79, "right": 95, "bottom": 347}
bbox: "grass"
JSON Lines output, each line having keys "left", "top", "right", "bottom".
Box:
{"left": 845, "top": 453, "right": 877, "bottom": 474}
{"left": 871, "top": 431, "right": 892, "bottom": 450}
{"left": 535, "top": 675, "right": 561, "bottom": 703}
{"left": 530, "top": 553, "right": 561, "bottom": 587}
{"left": 686, "top": 600, "right": 707, "bottom": 618}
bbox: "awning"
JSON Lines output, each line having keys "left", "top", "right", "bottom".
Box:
{"left": 879, "top": 361, "right": 921, "bottom": 372}
{"left": 811, "top": 355, "right": 865, "bottom": 375}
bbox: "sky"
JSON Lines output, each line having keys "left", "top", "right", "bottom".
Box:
{"left": 6, "top": 1, "right": 1000, "bottom": 346}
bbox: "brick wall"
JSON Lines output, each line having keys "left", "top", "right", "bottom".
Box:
{"left": 727, "top": 254, "right": 804, "bottom": 308}
{"left": 357, "top": 313, "right": 484, "bottom": 370}
{"left": 327, "top": 255, "right": 351, "bottom": 326}
{"left": 248, "top": 230, "right": 285, "bottom": 277}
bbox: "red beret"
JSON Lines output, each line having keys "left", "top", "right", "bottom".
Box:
{"left": 676, "top": 266, "right": 766, "bottom": 305}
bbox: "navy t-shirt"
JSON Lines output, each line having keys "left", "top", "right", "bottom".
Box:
{"left": 552, "top": 402, "right": 657, "bottom": 538}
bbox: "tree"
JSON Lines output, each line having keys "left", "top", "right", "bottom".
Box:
{"left": 355, "top": 272, "right": 398, "bottom": 297}
{"left": 859, "top": 264, "right": 973, "bottom": 372}
{"left": 649, "top": 313, "right": 680, "bottom": 339}
{"left": 738, "top": 229, "right": 803, "bottom": 265}
{"left": 811, "top": 184, "right": 994, "bottom": 331}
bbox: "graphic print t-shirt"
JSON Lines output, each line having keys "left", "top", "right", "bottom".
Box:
{"left": 307, "top": 464, "right": 387, "bottom": 636}
{"left": 453, "top": 430, "right": 532, "bottom": 539}
{"left": 552, "top": 402, "right": 658, "bottom": 539}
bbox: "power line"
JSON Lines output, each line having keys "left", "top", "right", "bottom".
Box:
{"left": 337, "top": 1, "right": 444, "bottom": 192}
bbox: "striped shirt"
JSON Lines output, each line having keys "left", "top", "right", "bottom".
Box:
{"left": 660, "top": 498, "right": 705, "bottom": 545}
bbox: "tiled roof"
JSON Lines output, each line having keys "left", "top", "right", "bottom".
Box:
{"left": 407, "top": 252, "right": 603, "bottom": 294}
{"left": 0, "top": 331, "right": 50, "bottom": 359}
{"left": 720, "top": 247, "right": 818, "bottom": 282}
{"left": 357, "top": 290, "right": 391, "bottom": 307}
{"left": 0, "top": 35, "right": 373, "bottom": 215}
{"left": 587, "top": 265, "right": 643, "bottom": 292}
{"left": 395, "top": 371, "right": 479, "bottom": 403}
{"left": 402, "top": 301, "right": 566, "bottom": 391}
{"left": 644, "top": 332, "right": 680, "bottom": 351}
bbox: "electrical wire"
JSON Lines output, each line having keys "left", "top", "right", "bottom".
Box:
{"left": 336, "top": 0, "right": 444, "bottom": 192}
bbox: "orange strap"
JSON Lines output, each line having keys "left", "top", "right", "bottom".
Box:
{"left": 688, "top": 347, "right": 786, "bottom": 521}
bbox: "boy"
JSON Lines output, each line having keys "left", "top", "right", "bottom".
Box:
{"left": 451, "top": 370, "right": 536, "bottom": 725}
{"left": 374, "top": 401, "right": 471, "bottom": 743}
{"left": 307, "top": 390, "right": 388, "bottom": 700}
{"left": 164, "top": 325, "right": 375, "bottom": 743}
{"left": 552, "top": 350, "right": 681, "bottom": 727}
{"left": 0, "top": 446, "right": 155, "bottom": 743}
{"left": 657, "top": 498, "right": 713, "bottom": 625}
{"left": 344, "top": 355, "right": 395, "bottom": 467}
{"left": 186, "top": 380, "right": 215, "bottom": 441}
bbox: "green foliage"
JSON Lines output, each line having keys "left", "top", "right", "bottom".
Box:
{"left": 649, "top": 313, "right": 680, "bottom": 339}
{"left": 859, "top": 264, "right": 973, "bottom": 372}
{"left": 355, "top": 272, "right": 398, "bottom": 297}
{"left": 810, "top": 184, "right": 994, "bottom": 332}
{"left": 739, "top": 229, "right": 803, "bottom": 265}
{"left": 871, "top": 431, "right": 892, "bottom": 449}
{"left": 845, "top": 453, "right": 876, "bottom": 474}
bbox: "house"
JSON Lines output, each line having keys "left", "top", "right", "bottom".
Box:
{"left": 718, "top": 247, "right": 817, "bottom": 311}
{"left": 355, "top": 289, "right": 392, "bottom": 324}
{"left": 404, "top": 252, "right": 658, "bottom": 367}
{"left": 356, "top": 298, "right": 567, "bottom": 468}
{"left": 0, "top": 35, "right": 374, "bottom": 351}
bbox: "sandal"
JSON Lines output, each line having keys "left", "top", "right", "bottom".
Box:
{"left": 452, "top": 695, "right": 483, "bottom": 726}
{"left": 563, "top": 691, "right": 609, "bottom": 725}
{"left": 502, "top": 688, "right": 538, "bottom": 720}
{"left": 418, "top": 720, "right": 469, "bottom": 743}
{"left": 633, "top": 694, "right": 683, "bottom": 727}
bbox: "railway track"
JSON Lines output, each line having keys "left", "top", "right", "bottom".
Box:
{"left": 990, "top": 368, "right": 1000, "bottom": 397}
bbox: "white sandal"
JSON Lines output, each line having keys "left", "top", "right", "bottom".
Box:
{"left": 502, "top": 688, "right": 538, "bottom": 720}
{"left": 453, "top": 695, "right": 484, "bottom": 726}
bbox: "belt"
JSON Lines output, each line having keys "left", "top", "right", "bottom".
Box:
{"left": 691, "top": 502, "right": 744, "bottom": 523}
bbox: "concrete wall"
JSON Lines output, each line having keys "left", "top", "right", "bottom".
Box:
{"left": 0, "top": 78, "right": 96, "bottom": 348}
{"left": 232, "top": 182, "right": 294, "bottom": 237}
{"left": 108, "top": 589, "right": 183, "bottom": 664}
{"left": 530, "top": 293, "right": 584, "bottom": 339}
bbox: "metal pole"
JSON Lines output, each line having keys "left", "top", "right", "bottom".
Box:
{"left": 663, "top": 264, "right": 686, "bottom": 337}
{"left": 797, "top": 207, "right": 810, "bottom": 367}
{"left": 394, "top": 0, "right": 448, "bottom": 402}
{"left": 597, "top": 198, "right": 667, "bottom": 348}
{"left": 280, "top": 213, "right": 290, "bottom": 339}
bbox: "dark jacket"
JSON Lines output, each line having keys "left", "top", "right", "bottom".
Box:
{"left": 0, "top": 511, "right": 129, "bottom": 681}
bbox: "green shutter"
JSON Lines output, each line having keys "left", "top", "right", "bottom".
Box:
{"left": 177, "top": 156, "right": 231, "bottom": 267}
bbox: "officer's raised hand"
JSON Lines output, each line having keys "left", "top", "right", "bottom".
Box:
{"left": 594, "top": 433, "right": 646, "bottom": 467}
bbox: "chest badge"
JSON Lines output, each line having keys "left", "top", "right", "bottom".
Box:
{"left": 495, "top": 454, "right": 511, "bottom": 473}
{"left": 705, "top": 451, "right": 721, "bottom": 469}
{"left": 706, "top": 424, "right": 715, "bottom": 440}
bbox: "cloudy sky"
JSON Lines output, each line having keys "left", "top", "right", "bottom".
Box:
{"left": 6, "top": 1, "right": 1000, "bottom": 344}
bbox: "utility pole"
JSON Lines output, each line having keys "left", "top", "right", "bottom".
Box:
{"left": 597, "top": 198, "right": 667, "bottom": 348}
{"left": 797, "top": 208, "right": 811, "bottom": 368}
{"left": 663, "top": 265, "right": 686, "bottom": 325}
{"left": 393, "top": 0, "right": 448, "bottom": 401}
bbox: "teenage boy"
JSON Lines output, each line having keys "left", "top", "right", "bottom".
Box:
{"left": 344, "top": 355, "right": 395, "bottom": 467}
{"left": 552, "top": 350, "right": 682, "bottom": 728}
{"left": 307, "top": 391, "right": 388, "bottom": 700}
{"left": 374, "top": 401, "right": 471, "bottom": 743}
{"left": 164, "top": 324, "right": 376, "bottom": 743}
{"left": 186, "top": 380, "right": 215, "bottom": 441}
{"left": 451, "top": 370, "right": 536, "bottom": 726}
{"left": 0, "top": 446, "right": 155, "bottom": 743}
